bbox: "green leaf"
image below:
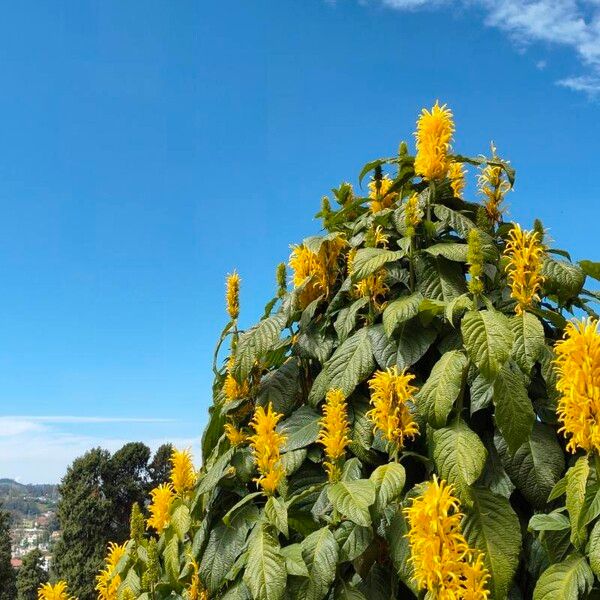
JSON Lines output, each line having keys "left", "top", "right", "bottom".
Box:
{"left": 588, "top": 520, "right": 600, "bottom": 577}
{"left": 171, "top": 504, "right": 191, "bottom": 541}
{"left": 243, "top": 526, "right": 287, "bottom": 600}
{"left": 542, "top": 257, "right": 585, "bottom": 303}
{"left": 462, "top": 488, "right": 521, "bottom": 600}
{"left": 265, "top": 496, "right": 288, "bottom": 538}
{"left": 510, "top": 312, "right": 545, "bottom": 374}
{"left": 462, "top": 309, "right": 514, "bottom": 380}
{"left": 433, "top": 204, "right": 475, "bottom": 238}
{"left": 579, "top": 260, "right": 600, "bottom": 282}
{"left": 395, "top": 319, "right": 437, "bottom": 370}
{"left": 386, "top": 506, "right": 418, "bottom": 594}
{"left": 382, "top": 292, "right": 423, "bottom": 337}
{"left": 529, "top": 512, "right": 571, "bottom": 532}
{"left": 533, "top": 555, "right": 593, "bottom": 600}
{"left": 416, "top": 254, "right": 467, "bottom": 302}
{"left": 280, "top": 543, "right": 309, "bottom": 577}
{"left": 335, "top": 298, "right": 369, "bottom": 342}
{"left": 369, "top": 462, "right": 406, "bottom": 514}
{"left": 196, "top": 449, "right": 235, "bottom": 496}
{"left": 493, "top": 364, "right": 535, "bottom": 454}
{"left": 335, "top": 521, "right": 373, "bottom": 562}
{"left": 328, "top": 479, "right": 376, "bottom": 527}
{"left": 281, "top": 406, "right": 321, "bottom": 452}
{"left": 425, "top": 242, "right": 468, "bottom": 262}
{"left": 432, "top": 420, "right": 487, "bottom": 501}
{"left": 566, "top": 455, "right": 590, "bottom": 550}
{"left": 296, "top": 527, "right": 339, "bottom": 600}
{"left": 496, "top": 423, "right": 565, "bottom": 509}
{"left": 309, "top": 328, "right": 374, "bottom": 404}
{"left": 163, "top": 531, "right": 180, "bottom": 582}
{"left": 416, "top": 350, "right": 467, "bottom": 428}
{"left": 548, "top": 476, "right": 568, "bottom": 502}
{"left": 257, "top": 359, "right": 300, "bottom": 416}
{"left": 350, "top": 248, "right": 404, "bottom": 281}
{"left": 368, "top": 324, "right": 397, "bottom": 369}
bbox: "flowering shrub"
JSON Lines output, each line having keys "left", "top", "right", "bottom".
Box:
{"left": 47, "top": 103, "right": 600, "bottom": 599}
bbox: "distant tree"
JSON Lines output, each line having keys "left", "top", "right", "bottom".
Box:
{"left": 0, "top": 505, "right": 16, "bottom": 600}
{"left": 51, "top": 443, "right": 172, "bottom": 600}
{"left": 16, "top": 549, "right": 48, "bottom": 600}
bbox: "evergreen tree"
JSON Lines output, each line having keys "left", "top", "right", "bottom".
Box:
{"left": 147, "top": 443, "right": 173, "bottom": 488}
{"left": 0, "top": 505, "right": 16, "bottom": 600}
{"left": 16, "top": 549, "right": 48, "bottom": 600}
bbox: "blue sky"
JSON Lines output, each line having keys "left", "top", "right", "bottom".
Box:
{"left": 1, "top": 0, "right": 599, "bottom": 482}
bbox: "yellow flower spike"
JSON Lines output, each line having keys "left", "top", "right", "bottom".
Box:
{"left": 38, "top": 582, "right": 76, "bottom": 600}
{"left": 404, "top": 193, "right": 422, "bottom": 238}
{"left": 224, "top": 422, "right": 247, "bottom": 446}
{"left": 366, "top": 367, "right": 419, "bottom": 450}
{"left": 146, "top": 483, "right": 175, "bottom": 533}
{"left": 503, "top": 223, "right": 545, "bottom": 314}
{"left": 347, "top": 249, "right": 388, "bottom": 310}
{"left": 368, "top": 175, "right": 396, "bottom": 213}
{"left": 478, "top": 150, "right": 510, "bottom": 225}
{"left": 186, "top": 558, "right": 209, "bottom": 600}
{"left": 448, "top": 161, "right": 466, "bottom": 199}
{"left": 289, "top": 237, "right": 346, "bottom": 309}
{"left": 555, "top": 318, "right": 600, "bottom": 454}
{"left": 225, "top": 271, "right": 241, "bottom": 320}
{"left": 405, "top": 477, "right": 490, "bottom": 599}
{"left": 372, "top": 225, "right": 389, "bottom": 249}
{"left": 170, "top": 448, "right": 197, "bottom": 495}
{"left": 414, "top": 101, "right": 455, "bottom": 181}
{"left": 467, "top": 229, "right": 484, "bottom": 296}
{"left": 223, "top": 357, "right": 250, "bottom": 401}
{"left": 317, "top": 389, "right": 351, "bottom": 482}
{"left": 249, "top": 403, "right": 286, "bottom": 496}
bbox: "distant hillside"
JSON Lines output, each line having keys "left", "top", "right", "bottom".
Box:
{"left": 0, "top": 478, "right": 59, "bottom": 524}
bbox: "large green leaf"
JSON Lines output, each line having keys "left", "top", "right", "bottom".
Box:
{"left": 334, "top": 521, "right": 373, "bottom": 562}
{"left": 281, "top": 406, "right": 321, "bottom": 452}
{"left": 416, "top": 254, "right": 467, "bottom": 302}
{"left": 369, "top": 462, "right": 406, "bottom": 515}
{"left": 462, "top": 309, "right": 513, "bottom": 380}
{"left": 386, "top": 506, "right": 418, "bottom": 594}
{"left": 462, "top": 488, "right": 521, "bottom": 600}
{"left": 566, "top": 455, "right": 590, "bottom": 550}
{"left": 496, "top": 424, "right": 564, "bottom": 508}
{"left": 510, "top": 312, "right": 545, "bottom": 374}
{"left": 579, "top": 259, "right": 600, "bottom": 282}
{"left": 433, "top": 204, "right": 475, "bottom": 238}
{"left": 432, "top": 420, "right": 487, "bottom": 501}
{"left": 533, "top": 555, "right": 593, "bottom": 600}
{"left": 493, "top": 364, "right": 535, "bottom": 454}
{"left": 327, "top": 479, "right": 376, "bottom": 527}
{"left": 257, "top": 359, "right": 300, "bottom": 416}
{"left": 350, "top": 248, "right": 404, "bottom": 281}
{"left": 395, "top": 318, "right": 437, "bottom": 370}
{"left": 424, "top": 242, "right": 468, "bottom": 262}
{"left": 542, "top": 257, "right": 585, "bottom": 303}
{"left": 588, "top": 520, "right": 600, "bottom": 577}
{"left": 243, "top": 526, "right": 287, "bottom": 600}
{"left": 309, "top": 328, "right": 374, "bottom": 404}
{"left": 382, "top": 292, "right": 422, "bottom": 337}
{"left": 416, "top": 350, "right": 467, "bottom": 428}
{"left": 335, "top": 298, "right": 369, "bottom": 342}
{"left": 233, "top": 313, "right": 286, "bottom": 381}
{"left": 295, "top": 527, "right": 339, "bottom": 600}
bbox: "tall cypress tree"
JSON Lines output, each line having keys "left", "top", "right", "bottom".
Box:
{"left": 16, "top": 549, "right": 48, "bottom": 600}
{"left": 0, "top": 505, "right": 16, "bottom": 600}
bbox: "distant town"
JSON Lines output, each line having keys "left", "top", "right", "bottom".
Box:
{"left": 0, "top": 478, "right": 59, "bottom": 571}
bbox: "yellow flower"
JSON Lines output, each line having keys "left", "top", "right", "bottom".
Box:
{"left": 38, "top": 582, "right": 76, "bottom": 600}
{"left": 405, "top": 477, "right": 489, "bottom": 599}
{"left": 317, "top": 389, "right": 351, "bottom": 481}
{"left": 170, "top": 448, "right": 197, "bottom": 495}
{"left": 147, "top": 483, "right": 175, "bottom": 533}
{"left": 225, "top": 271, "right": 241, "bottom": 320}
{"left": 478, "top": 153, "right": 510, "bottom": 225}
{"left": 467, "top": 229, "right": 484, "bottom": 295}
{"left": 96, "top": 542, "right": 127, "bottom": 600}
{"left": 414, "top": 102, "right": 455, "bottom": 181}
{"left": 368, "top": 175, "right": 396, "bottom": 213}
{"left": 347, "top": 249, "right": 388, "bottom": 310}
{"left": 448, "top": 161, "right": 466, "bottom": 198}
{"left": 186, "top": 558, "right": 209, "bottom": 600}
{"left": 249, "top": 403, "right": 286, "bottom": 495}
{"left": 504, "top": 223, "right": 545, "bottom": 314}
{"left": 289, "top": 237, "right": 346, "bottom": 308}
{"left": 224, "top": 422, "right": 247, "bottom": 446}
{"left": 555, "top": 318, "right": 600, "bottom": 453}
{"left": 404, "top": 193, "right": 422, "bottom": 238}
{"left": 367, "top": 367, "right": 419, "bottom": 450}
{"left": 223, "top": 357, "right": 250, "bottom": 401}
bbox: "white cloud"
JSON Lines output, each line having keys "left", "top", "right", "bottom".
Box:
{"left": 0, "top": 415, "right": 199, "bottom": 483}
{"left": 368, "top": 0, "right": 600, "bottom": 95}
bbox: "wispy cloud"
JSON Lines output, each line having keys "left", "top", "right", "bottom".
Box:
{"left": 365, "top": 0, "right": 600, "bottom": 96}
{"left": 0, "top": 415, "right": 199, "bottom": 483}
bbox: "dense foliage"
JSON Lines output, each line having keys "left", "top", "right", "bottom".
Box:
{"left": 0, "top": 505, "right": 16, "bottom": 600}
{"left": 52, "top": 443, "right": 172, "bottom": 600}
{"left": 47, "top": 103, "right": 600, "bottom": 600}
{"left": 17, "top": 549, "right": 49, "bottom": 600}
